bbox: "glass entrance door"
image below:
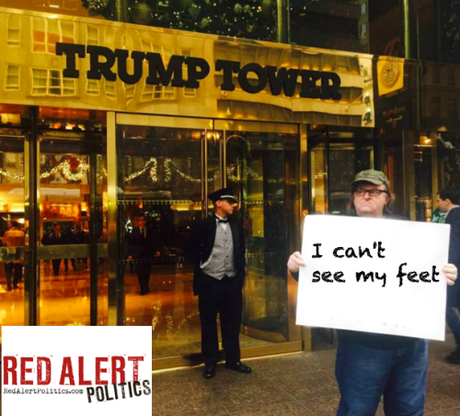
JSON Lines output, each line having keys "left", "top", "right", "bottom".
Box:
{"left": 37, "top": 108, "right": 108, "bottom": 326}
{"left": 0, "top": 104, "right": 27, "bottom": 335}
{"left": 308, "top": 126, "right": 375, "bottom": 215}
{"left": 116, "top": 114, "right": 218, "bottom": 360}
{"left": 219, "top": 120, "right": 301, "bottom": 346}
{"left": 115, "top": 115, "right": 301, "bottom": 365}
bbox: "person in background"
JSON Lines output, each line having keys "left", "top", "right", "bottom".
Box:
{"left": 3, "top": 221, "right": 25, "bottom": 291}
{"left": 190, "top": 188, "right": 251, "bottom": 380}
{"left": 42, "top": 222, "right": 64, "bottom": 276}
{"left": 288, "top": 170, "right": 458, "bottom": 416}
{"left": 432, "top": 206, "right": 447, "bottom": 224}
{"left": 63, "top": 225, "right": 79, "bottom": 273}
{"left": 127, "top": 216, "right": 158, "bottom": 295}
{"left": 437, "top": 187, "right": 460, "bottom": 364}
{"left": 76, "top": 226, "right": 89, "bottom": 270}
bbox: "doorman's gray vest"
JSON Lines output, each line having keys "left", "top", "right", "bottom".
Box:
{"left": 201, "top": 224, "right": 236, "bottom": 279}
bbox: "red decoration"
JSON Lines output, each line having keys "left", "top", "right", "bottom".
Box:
{"left": 68, "top": 156, "right": 80, "bottom": 170}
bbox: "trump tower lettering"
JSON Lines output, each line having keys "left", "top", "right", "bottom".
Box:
{"left": 296, "top": 215, "right": 450, "bottom": 341}
{"left": 56, "top": 43, "right": 342, "bottom": 100}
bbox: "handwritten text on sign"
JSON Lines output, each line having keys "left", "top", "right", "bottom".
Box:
{"left": 296, "top": 215, "right": 450, "bottom": 341}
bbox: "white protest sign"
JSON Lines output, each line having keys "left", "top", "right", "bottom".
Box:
{"left": 296, "top": 215, "right": 450, "bottom": 341}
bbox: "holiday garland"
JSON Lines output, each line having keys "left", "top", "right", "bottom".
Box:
{"left": 0, "top": 156, "right": 280, "bottom": 183}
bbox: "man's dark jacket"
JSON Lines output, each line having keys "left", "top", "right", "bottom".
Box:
{"left": 190, "top": 215, "right": 246, "bottom": 296}
{"left": 446, "top": 207, "right": 460, "bottom": 269}
{"left": 127, "top": 227, "right": 159, "bottom": 260}
{"left": 42, "top": 230, "right": 64, "bottom": 245}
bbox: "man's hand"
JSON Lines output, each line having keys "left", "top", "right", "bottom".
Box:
{"left": 443, "top": 264, "right": 458, "bottom": 286}
{"left": 287, "top": 251, "right": 305, "bottom": 274}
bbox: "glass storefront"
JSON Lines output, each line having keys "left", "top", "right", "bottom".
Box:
{"left": 0, "top": 102, "right": 459, "bottom": 363}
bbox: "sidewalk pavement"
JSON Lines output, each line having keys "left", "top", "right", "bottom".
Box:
{"left": 152, "top": 335, "right": 460, "bottom": 416}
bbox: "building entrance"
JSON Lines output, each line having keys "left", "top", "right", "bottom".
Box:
{"left": 36, "top": 107, "right": 108, "bottom": 326}
{"left": 0, "top": 105, "right": 108, "bottom": 340}
{"left": 114, "top": 114, "right": 302, "bottom": 367}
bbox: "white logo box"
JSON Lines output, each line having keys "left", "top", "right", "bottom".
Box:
{"left": 2, "top": 326, "right": 152, "bottom": 416}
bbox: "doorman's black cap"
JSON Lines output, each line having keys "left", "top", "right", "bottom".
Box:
{"left": 208, "top": 188, "right": 237, "bottom": 203}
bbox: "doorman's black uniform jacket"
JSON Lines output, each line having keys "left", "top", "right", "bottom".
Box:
{"left": 190, "top": 215, "right": 246, "bottom": 296}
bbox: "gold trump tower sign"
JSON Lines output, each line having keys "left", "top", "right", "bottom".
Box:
{"left": 56, "top": 43, "right": 342, "bottom": 100}
{"left": 0, "top": 7, "right": 375, "bottom": 126}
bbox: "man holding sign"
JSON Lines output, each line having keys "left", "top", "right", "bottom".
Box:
{"left": 288, "top": 170, "right": 458, "bottom": 416}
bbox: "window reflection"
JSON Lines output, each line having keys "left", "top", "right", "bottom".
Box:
{"left": 226, "top": 130, "right": 296, "bottom": 342}
{"left": 0, "top": 104, "right": 26, "bottom": 341}
{"left": 37, "top": 108, "right": 108, "bottom": 326}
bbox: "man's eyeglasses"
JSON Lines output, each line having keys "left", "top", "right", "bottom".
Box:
{"left": 354, "top": 189, "right": 389, "bottom": 197}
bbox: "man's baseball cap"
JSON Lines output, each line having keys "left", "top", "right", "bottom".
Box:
{"left": 208, "top": 187, "right": 237, "bottom": 203}
{"left": 352, "top": 169, "right": 390, "bottom": 186}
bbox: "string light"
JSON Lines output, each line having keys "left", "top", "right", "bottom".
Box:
{"left": 164, "top": 158, "right": 172, "bottom": 182}
{"left": 0, "top": 159, "right": 90, "bottom": 182}
{"left": 149, "top": 159, "right": 158, "bottom": 183}
{"left": 0, "top": 169, "right": 24, "bottom": 181}
{"left": 226, "top": 159, "right": 284, "bottom": 183}
{"left": 124, "top": 158, "right": 157, "bottom": 183}
{"left": 164, "top": 158, "right": 219, "bottom": 183}
{"left": 0, "top": 157, "right": 282, "bottom": 185}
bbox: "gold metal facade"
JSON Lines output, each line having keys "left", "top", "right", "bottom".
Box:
{"left": 0, "top": 7, "right": 374, "bottom": 127}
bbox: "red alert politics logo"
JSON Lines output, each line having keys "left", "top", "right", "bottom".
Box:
{"left": 1, "top": 327, "right": 152, "bottom": 416}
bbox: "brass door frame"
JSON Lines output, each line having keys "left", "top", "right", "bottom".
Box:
{"left": 107, "top": 112, "right": 118, "bottom": 325}
{"left": 24, "top": 107, "right": 39, "bottom": 325}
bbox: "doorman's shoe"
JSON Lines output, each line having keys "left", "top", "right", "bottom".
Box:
{"left": 203, "top": 364, "right": 216, "bottom": 379}
{"left": 225, "top": 362, "right": 252, "bottom": 374}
